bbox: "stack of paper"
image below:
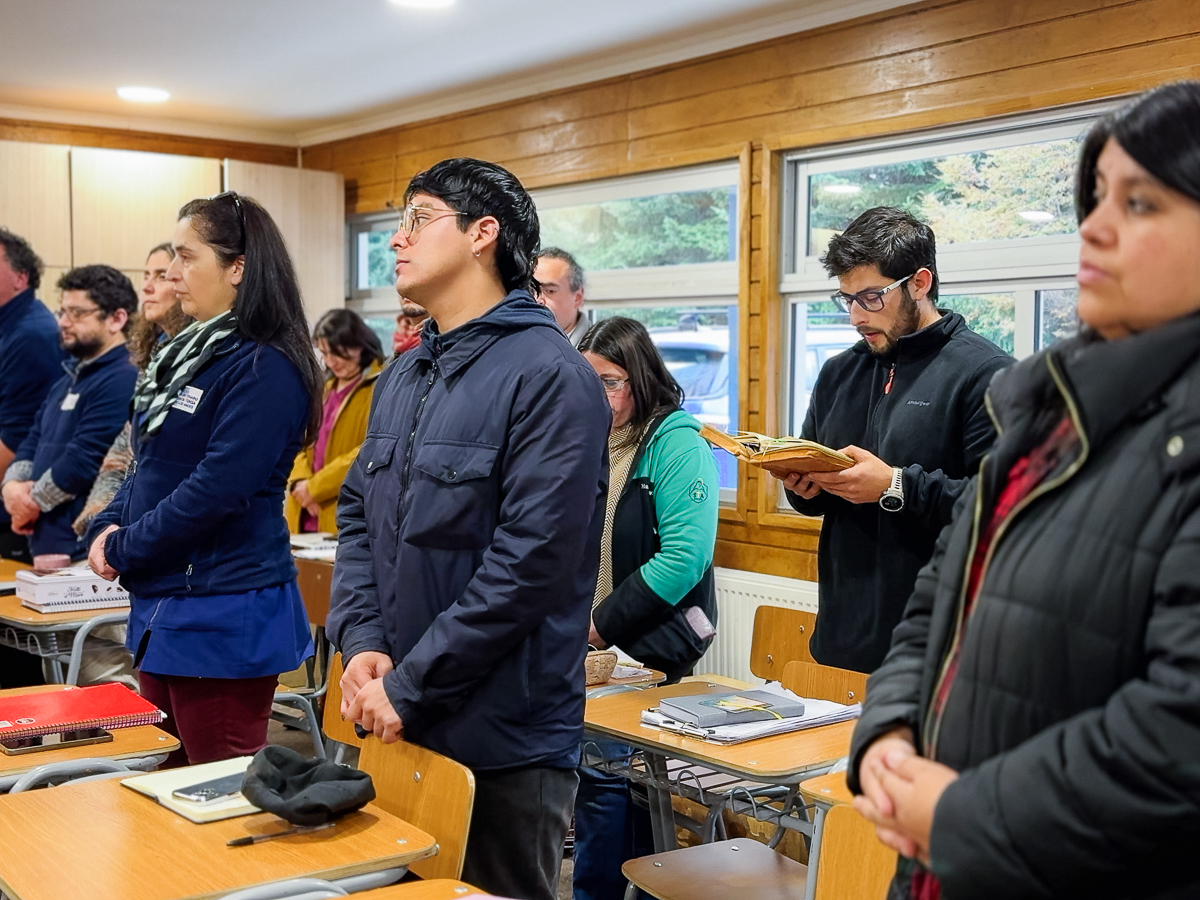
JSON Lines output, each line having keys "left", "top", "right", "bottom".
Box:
{"left": 122, "top": 756, "right": 260, "bottom": 824}
{"left": 641, "top": 683, "right": 860, "bottom": 744}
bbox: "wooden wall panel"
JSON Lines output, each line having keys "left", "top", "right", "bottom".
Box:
{"left": 71, "top": 148, "right": 221, "bottom": 271}
{"left": 302, "top": 0, "right": 1200, "bottom": 578}
{"left": 225, "top": 161, "right": 345, "bottom": 324}
{"left": 0, "top": 141, "right": 72, "bottom": 269}
{"left": 0, "top": 117, "right": 296, "bottom": 167}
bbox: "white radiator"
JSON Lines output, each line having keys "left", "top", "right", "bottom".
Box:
{"left": 697, "top": 567, "right": 820, "bottom": 684}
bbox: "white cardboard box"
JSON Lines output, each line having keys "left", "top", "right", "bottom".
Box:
{"left": 16, "top": 567, "right": 130, "bottom": 611}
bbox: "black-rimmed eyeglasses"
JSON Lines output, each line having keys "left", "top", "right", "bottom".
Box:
{"left": 831, "top": 273, "right": 914, "bottom": 313}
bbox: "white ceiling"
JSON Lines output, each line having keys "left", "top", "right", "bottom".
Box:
{"left": 0, "top": 0, "right": 913, "bottom": 146}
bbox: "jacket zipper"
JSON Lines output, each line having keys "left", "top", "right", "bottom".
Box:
{"left": 399, "top": 363, "right": 440, "bottom": 510}
{"left": 867, "top": 363, "right": 897, "bottom": 445}
{"left": 923, "top": 354, "right": 1090, "bottom": 757}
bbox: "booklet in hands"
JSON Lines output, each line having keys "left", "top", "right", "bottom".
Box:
{"left": 699, "top": 425, "right": 853, "bottom": 477}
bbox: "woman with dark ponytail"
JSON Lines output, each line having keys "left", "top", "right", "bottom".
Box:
{"left": 87, "top": 192, "right": 321, "bottom": 766}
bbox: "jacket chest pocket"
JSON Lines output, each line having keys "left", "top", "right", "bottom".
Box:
{"left": 404, "top": 440, "right": 500, "bottom": 550}
{"left": 360, "top": 435, "right": 400, "bottom": 541}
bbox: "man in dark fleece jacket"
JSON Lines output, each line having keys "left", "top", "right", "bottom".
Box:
{"left": 783, "top": 208, "right": 1012, "bottom": 673}
{"left": 327, "top": 158, "right": 610, "bottom": 900}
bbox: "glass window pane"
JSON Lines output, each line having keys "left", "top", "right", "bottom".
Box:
{"left": 539, "top": 187, "right": 736, "bottom": 271}
{"left": 593, "top": 304, "right": 739, "bottom": 491}
{"left": 789, "top": 302, "right": 860, "bottom": 434}
{"left": 942, "top": 292, "right": 1016, "bottom": 355}
{"left": 808, "top": 138, "right": 1080, "bottom": 258}
{"left": 356, "top": 228, "right": 397, "bottom": 290}
{"left": 363, "top": 315, "right": 397, "bottom": 353}
{"left": 1037, "top": 288, "right": 1079, "bottom": 349}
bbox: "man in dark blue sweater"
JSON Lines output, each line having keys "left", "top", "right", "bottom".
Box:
{"left": 0, "top": 230, "right": 65, "bottom": 563}
{"left": 2, "top": 265, "right": 138, "bottom": 560}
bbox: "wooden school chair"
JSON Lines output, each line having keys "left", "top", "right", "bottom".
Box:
{"left": 356, "top": 878, "right": 482, "bottom": 898}
{"left": 780, "top": 660, "right": 867, "bottom": 706}
{"left": 328, "top": 650, "right": 477, "bottom": 881}
{"left": 750, "top": 605, "right": 817, "bottom": 681}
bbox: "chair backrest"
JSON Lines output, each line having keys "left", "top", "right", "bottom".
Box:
{"left": 813, "top": 804, "right": 898, "bottom": 900}
{"left": 750, "top": 605, "right": 816, "bottom": 681}
{"left": 781, "top": 660, "right": 867, "bottom": 705}
{"left": 295, "top": 558, "right": 334, "bottom": 628}
{"left": 358, "top": 737, "right": 476, "bottom": 881}
{"left": 322, "top": 652, "right": 366, "bottom": 748}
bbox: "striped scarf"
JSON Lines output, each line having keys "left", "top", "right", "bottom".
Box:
{"left": 593, "top": 421, "right": 650, "bottom": 608}
{"left": 132, "top": 310, "right": 238, "bottom": 440}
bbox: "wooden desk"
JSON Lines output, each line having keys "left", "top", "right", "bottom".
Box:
{"left": 0, "top": 593, "right": 129, "bottom": 685}
{"left": 585, "top": 681, "right": 854, "bottom": 853}
{"left": 585, "top": 682, "right": 854, "bottom": 782}
{"left": 0, "top": 685, "right": 179, "bottom": 787}
{"left": 798, "top": 771, "right": 855, "bottom": 807}
{"left": 0, "top": 777, "right": 437, "bottom": 900}
{"left": 0, "top": 559, "right": 32, "bottom": 582}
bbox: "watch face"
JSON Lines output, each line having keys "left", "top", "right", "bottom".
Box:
{"left": 880, "top": 494, "right": 904, "bottom": 512}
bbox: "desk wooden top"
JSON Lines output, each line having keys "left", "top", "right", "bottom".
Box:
{"left": 0, "top": 593, "right": 128, "bottom": 627}
{"left": 0, "top": 559, "right": 32, "bottom": 581}
{"left": 0, "top": 778, "right": 437, "bottom": 900}
{"left": 585, "top": 681, "right": 854, "bottom": 782}
{"left": 0, "top": 686, "right": 179, "bottom": 779}
{"left": 798, "top": 770, "right": 855, "bottom": 807}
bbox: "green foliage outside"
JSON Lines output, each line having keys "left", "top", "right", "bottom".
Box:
{"left": 539, "top": 187, "right": 735, "bottom": 271}
{"left": 809, "top": 139, "right": 1080, "bottom": 257}
{"left": 364, "top": 231, "right": 395, "bottom": 288}
{"left": 1038, "top": 289, "right": 1079, "bottom": 348}
{"left": 943, "top": 293, "right": 1016, "bottom": 354}
{"left": 593, "top": 306, "right": 729, "bottom": 330}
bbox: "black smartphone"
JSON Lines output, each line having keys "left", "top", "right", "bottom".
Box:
{"left": 170, "top": 771, "right": 246, "bottom": 804}
{"left": 0, "top": 727, "right": 114, "bottom": 756}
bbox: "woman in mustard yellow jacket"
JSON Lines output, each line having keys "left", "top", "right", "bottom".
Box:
{"left": 286, "top": 310, "right": 385, "bottom": 534}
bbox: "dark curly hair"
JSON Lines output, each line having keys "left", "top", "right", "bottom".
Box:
{"left": 56, "top": 265, "right": 138, "bottom": 334}
{"left": 0, "top": 228, "right": 44, "bottom": 292}
{"left": 821, "top": 206, "right": 939, "bottom": 301}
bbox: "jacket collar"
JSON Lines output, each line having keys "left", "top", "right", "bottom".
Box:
{"left": 62, "top": 342, "right": 132, "bottom": 383}
{"left": 405, "top": 291, "right": 559, "bottom": 379}
{"left": 989, "top": 312, "right": 1200, "bottom": 450}
{"left": 851, "top": 309, "right": 964, "bottom": 364}
{"left": 0, "top": 288, "right": 36, "bottom": 330}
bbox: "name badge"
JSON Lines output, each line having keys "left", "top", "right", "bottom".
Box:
{"left": 171, "top": 386, "right": 204, "bottom": 415}
{"left": 60, "top": 393, "right": 80, "bottom": 411}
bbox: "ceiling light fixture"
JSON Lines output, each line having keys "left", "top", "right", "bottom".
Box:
{"left": 388, "top": 0, "right": 454, "bottom": 8}
{"left": 1019, "top": 210, "right": 1055, "bottom": 222}
{"left": 117, "top": 86, "right": 170, "bottom": 103}
{"left": 822, "top": 184, "right": 861, "bottom": 195}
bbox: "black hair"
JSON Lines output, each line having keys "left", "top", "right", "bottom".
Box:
{"left": 536, "top": 247, "right": 585, "bottom": 292}
{"left": 0, "top": 228, "right": 44, "bottom": 292}
{"left": 821, "top": 206, "right": 939, "bottom": 301}
{"left": 178, "top": 192, "right": 323, "bottom": 440}
{"left": 1077, "top": 80, "right": 1200, "bottom": 221}
{"left": 56, "top": 265, "right": 138, "bottom": 334}
{"left": 578, "top": 317, "right": 684, "bottom": 434}
{"left": 313, "top": 308, "right": 385, "bottom": 371}
{"left": 404, "top": 158, "right": 540, "bottom": 295}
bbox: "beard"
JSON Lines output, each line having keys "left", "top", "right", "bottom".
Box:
{"left": 61, "top": 333, "right": 103, "bottom": 359}
{"left": 860, "top": 287, "right": 922, "bottom": 355}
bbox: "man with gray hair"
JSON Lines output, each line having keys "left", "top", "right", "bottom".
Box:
{"left": 534, "top": 247, "right": 588, "bottom": 346}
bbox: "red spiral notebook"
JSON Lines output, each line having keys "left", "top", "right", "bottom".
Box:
{"left": 0, "top": 684, "right": 166, "bottom": 739}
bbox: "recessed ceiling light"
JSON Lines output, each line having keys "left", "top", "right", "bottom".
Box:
{"left": 822, "top": 184, "right": 861, "bottom": 195}
{"left": 389, "top": 0, "right": 454, "bottom": 8}
{"left": 1019, "top": 210, "right": 1055, "bottom": 222}
{"left": 117, "top": 86, "right": 170, "bottom": 103}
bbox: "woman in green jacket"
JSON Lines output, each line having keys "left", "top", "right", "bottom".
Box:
{"left": 575, "top": 316, "right": 720, "bottom": 900}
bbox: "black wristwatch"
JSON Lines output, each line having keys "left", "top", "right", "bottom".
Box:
{"left": 879, "top": 466, "right": 905, "bottom": 512}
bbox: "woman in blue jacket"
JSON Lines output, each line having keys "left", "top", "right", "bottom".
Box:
{"left": 575, "top": 316, "right": 720, "bottom": 900}
{"left": 88, "top": 192, "right": 322, "bottom": 766}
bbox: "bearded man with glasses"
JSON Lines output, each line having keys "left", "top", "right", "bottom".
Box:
{"left": 778, "top": 206, "right": 1012, "bottom": 674}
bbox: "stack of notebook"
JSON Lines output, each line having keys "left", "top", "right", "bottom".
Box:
{"left": 642, "top": 684, "right": 860, "bottom": 744}
{"left": 0, "top": 683, "right": 165, "bottom": 739}
{"left": 16, "top": 567, "right": 130, "bottom": 613}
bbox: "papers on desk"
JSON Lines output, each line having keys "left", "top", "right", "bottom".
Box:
{"left": 612, "top": 664, "right": 652, "bottom": 680}
{"left": 291, "top": 532, "right": 338, "bottom": 560}
{"left": 16, "top": 567, "right": 130, "bottom": 612}
{"left": 641, "top": 683, "right": 860, "bottom": 744}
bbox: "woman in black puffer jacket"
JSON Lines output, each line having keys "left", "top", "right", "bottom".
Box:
{"left": 850, "top": 80, "right": 1200, "bottom": 900}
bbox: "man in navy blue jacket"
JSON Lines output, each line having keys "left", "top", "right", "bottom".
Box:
{"left": 328, "top": 158, "right": 610, "bottom": 900}
{"left": 0, "top": 230, "right": 65, "bottom": 563}
{"left": 2, "top": 265, "right": 138, "bottom": 560}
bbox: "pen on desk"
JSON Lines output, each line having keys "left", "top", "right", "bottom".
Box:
{"left": 227, "top": 821, "right": 336, "bottom": 847}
